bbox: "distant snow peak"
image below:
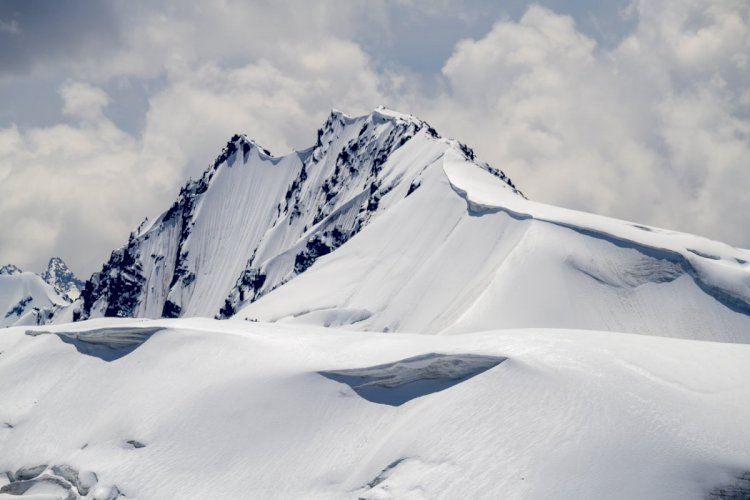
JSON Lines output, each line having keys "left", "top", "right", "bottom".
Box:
{"left": 42, "top": 257, "right": 84, "bottom": 300}
{"left": 0, "top": 264, "right": 21, "bottom": 276}
{"left": 0, "top": 264, "right": 71, "bottom": 327}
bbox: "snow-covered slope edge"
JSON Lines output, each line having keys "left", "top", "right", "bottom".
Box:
{"left": 239, "top": 148, "right": 750, "bottom": 343}
{"left": 75, "top": 107, "right": 519, "bottom": 323}
{"left": 1, "top": 318, "right": 749, "bottom": 499}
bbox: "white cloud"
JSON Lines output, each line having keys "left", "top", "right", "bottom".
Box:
{"left": 407, "top": 1, "right": 750, "bottom": 247}
{"left": 60, "top": 82, "right": 110, "bottom": 122}
{"left": 0, "top": 82, "right": 183, "bottom": 275}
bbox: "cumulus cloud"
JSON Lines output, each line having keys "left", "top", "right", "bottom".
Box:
{"left": 408, "top": 1, "right": 750, "bottom": 246}
{"left": 0, "top": 82, "right": 180, "bottom": 276}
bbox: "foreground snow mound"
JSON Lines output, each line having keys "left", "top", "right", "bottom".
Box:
{"left": 2, "top": 319, "right": 750, "bottom": 499}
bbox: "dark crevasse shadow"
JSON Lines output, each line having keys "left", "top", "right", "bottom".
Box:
{"left": 26, "top": 326, "right": 164, "bottom": 362}
{"left": 319, "top": 353, "right": 506, "bottom": 406}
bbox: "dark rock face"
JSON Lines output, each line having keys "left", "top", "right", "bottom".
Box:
{"left": 218, "top": 257, "right": 266, "bottom": 318}
{"left": 5, "top": 296, "right": 32, "bottom": 319}
{"left": 76, "top": 135, "right": 248, "bottom": 321}
{"left": 78, "top": 148, "right": 215, "bottom": 321}
{"left": 79, "top": 236, "right": 146, "bottom": 320}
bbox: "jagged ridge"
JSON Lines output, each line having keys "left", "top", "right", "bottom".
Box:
{"left": 75, "top": 107, "right": 521, "bottom": 321}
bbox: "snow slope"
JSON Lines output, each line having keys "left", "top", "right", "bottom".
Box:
{"left": 239, "top": 147, "right": 750, "bottom": 343}
{"left": 1, "top": 318, "right": 749, "bottom": 499}
{"left": 0, "top": 266, "right": 70, "bottom": 327}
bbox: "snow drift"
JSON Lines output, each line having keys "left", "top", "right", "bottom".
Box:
{"left": 1, "top": 319, "right": 749, "bottom": 499}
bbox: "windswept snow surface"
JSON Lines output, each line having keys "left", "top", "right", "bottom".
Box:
{"left": 239, "top": 148, "right": 750, "bottom": 343}
{"left": 1, "top": 318, "right": 749, "bottom": 499}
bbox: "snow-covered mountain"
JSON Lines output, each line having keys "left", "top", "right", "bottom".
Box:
{"left": 70, "top": 107, "right": 750, "bottom": 344}
{"left": 41, "top": 257, "right": 84, "bottom": 300}
{"left": 77, "top": 107, "right": 518, "bottom": 322}
{"left": 0, "top": 264, "right": 70, "bottom": 327}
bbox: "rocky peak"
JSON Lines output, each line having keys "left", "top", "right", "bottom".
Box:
{"left": 0, "top": 264, "right": 22, "bottom": 276}
{"left": 42, "top": 257, "right": 84, "bottom": 300}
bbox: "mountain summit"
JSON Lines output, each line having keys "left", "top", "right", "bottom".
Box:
{"left": 77, "top": 107, "right": 520, "bottom": 322}
{"left": 41, "top": 257, "right": 84, "bottom": 300}
{"left": 6, "top": 107, "right": 749, "bottom": 343}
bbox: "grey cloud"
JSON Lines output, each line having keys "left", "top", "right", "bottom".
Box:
{"left": 0, "top": 0, "right": 121, "bottom": 77}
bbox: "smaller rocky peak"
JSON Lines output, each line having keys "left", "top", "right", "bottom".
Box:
{"left": 42, "top": 257, "right": 84, "bottom": 300}
{"left": 212, "top": 134, "right": 273, "bottom": 171}
{"left": 326, "top": 109, "right": 354, "bottom": 126}
{"left": 0, "top": 264, "right": 22, "bottom": 276}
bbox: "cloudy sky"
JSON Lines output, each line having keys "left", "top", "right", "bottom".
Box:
{"left": 1, "top": 0, "right": 748, "bottom": 277}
